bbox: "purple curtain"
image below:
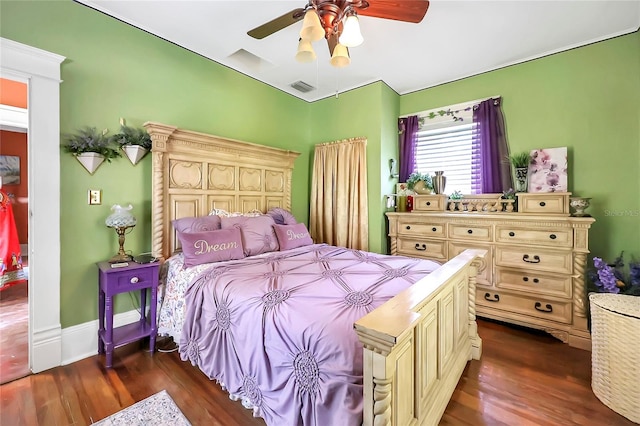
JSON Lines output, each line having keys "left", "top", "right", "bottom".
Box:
{"left": 473, "top": 98, "right": 512, "bottom": 193}
{"left": 398, "top": 116, "right": 418, "bottom": 182}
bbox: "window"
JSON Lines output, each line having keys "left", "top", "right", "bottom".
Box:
{"left": 413, "top": 101, "right": 480, "bottom": 194}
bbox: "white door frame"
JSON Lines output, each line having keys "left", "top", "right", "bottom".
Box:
{"left": 1, "top": 37, "right": 65, "bottom": 373}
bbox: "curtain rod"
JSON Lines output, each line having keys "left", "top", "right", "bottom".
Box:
{"left": 399, "top": 95, "right": 501, "bottom": 119}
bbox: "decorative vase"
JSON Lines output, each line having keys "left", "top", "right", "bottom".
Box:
{"left": 432, "top": 171, "right": 446, "bottom": 194}
{"left": 412, "top": 180, "right": 432, "bottom": 194}
{"left": 76, "top": 152, "right": 105, "bottom": 175}
{"left": 122, "top": 145, "right": 149, "bottom": 165}
{"left": 570, "top": 197, "right": 591, "bottom": 217}
{"left": 513, "top": 167, "right": 529, "bottom": 192}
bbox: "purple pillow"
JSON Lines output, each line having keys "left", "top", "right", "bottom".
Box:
{"left": 177, "top": 228, "right": 244, "bottom": 267}
{"left": 266, "top": 208, "right": 298, "bottom": 225}
{"left": 273, "top": 223, "right": 313, "bottom": 250}
{"left": 221, "top": 215, "right": 279, "bottom": 256}
{"left": 172, "top": 215, "right": 221, "bottom": 233}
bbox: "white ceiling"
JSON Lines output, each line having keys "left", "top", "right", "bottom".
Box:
{"left": 76, "top": 0, "right": 640, "bottom": 102}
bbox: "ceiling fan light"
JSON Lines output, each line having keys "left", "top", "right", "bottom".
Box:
{"left": 295, "top": 39, "right": 316, "bottom": 63}
{"left": 300, "top": 9, "right": 325, "bottom": 42}
{"left": 330, "top": 43, "right": 350, "bottom": 68}
{"left": 339, "top": 15, "right": 363, "bottom": 47}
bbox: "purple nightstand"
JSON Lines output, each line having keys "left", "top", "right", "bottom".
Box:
{"left": 96, "top": 261, "right": 160, "bottom": 368}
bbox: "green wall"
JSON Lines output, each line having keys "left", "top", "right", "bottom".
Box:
{"left": 1, "top": 0, "right": 638, "bottom": 330}
{"left": 401, "top": 31, "right": 640, "bottom": 263}
{"left": 308, "top": 82, "right": 400, "bottom": 253}
{"left": 1, "top": 0, "right": 310, "bottom": 328}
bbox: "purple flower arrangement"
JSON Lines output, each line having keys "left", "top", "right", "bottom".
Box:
{"left": 589, "top": 252, "right": 640, "bottom": 296}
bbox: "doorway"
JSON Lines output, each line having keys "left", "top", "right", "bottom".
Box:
{"left": 1, "top": 37, "right": 64, "bottom": 374}
{"left": 0, "top": 77, "right": 29, "bottom": 383}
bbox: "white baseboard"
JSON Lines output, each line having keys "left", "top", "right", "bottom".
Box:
{"left": 61, "top": 310, "right": 142, "bottom": 365}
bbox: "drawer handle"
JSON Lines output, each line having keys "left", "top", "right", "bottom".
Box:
{"left": 484, "top": 293, "right": 500, "bottom": 302}
{"left": 414, "top": 243, "right": 427, "bottom": 251}
{"left": 130, "top": 277, "right": 139, "bottom": 284}
{"left": 406, "top": 225, "right": 411, "bottom": 230}
{"left": 467, "top": 229, "right": 473, "bottom": 234}
{"left": 522, "top": 277, "right": 540, "bottom": 284}
{"left": 534, "top": 302, "right": 553, "bottom": 313}
{"left": 522, "top": 254, "right": 541, "bottom": 263}
{"left": 549, "top": 234, "right": 557, "bottom": 240}
{"left": 508, "top": 231, "right": 515, "bottom": 237}
{"left": 539, "top": 201, "right": 546, "bottom": 207}
{"left": 432, "top": 227, "right": 437, "bottom": 232}
{"left": 426, "top": 202, "right": 431, "bottom": 206}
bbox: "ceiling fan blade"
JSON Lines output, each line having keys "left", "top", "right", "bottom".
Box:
{"left": 247, "top": 8, "right": 306, "bottom": 39}
{"left": 357, "top": 0, "right": 430, "bottom": 23}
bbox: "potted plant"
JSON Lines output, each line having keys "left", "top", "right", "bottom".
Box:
{"left": 406, "top": 172, "right": 433, "bottom": 194}
{"left": 62, "top": 127, "right": 121, "bottom": 174}
{"left": 111, "top": 122, "right": 152, "bottom": 165}
{"left": 508, "top": 152, "right": 531, "bottom": 192}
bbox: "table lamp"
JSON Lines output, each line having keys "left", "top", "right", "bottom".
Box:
{"left": 105, "top": 204, "right": 137, "bottom": 263}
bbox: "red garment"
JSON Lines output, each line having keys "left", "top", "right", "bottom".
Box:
{"left": 0, "top": 189, "right": 26, "bottom": 291}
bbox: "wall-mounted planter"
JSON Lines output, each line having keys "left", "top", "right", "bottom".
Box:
{"left": 122, "top": 145, "right": 148, "bottom": 165}
{"left": 76, "top": 152, "right": 105, "bottom": 175}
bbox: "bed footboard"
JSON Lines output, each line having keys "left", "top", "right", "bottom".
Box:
{"left": 354, "top": 249, "right": 485, "bottom": 426}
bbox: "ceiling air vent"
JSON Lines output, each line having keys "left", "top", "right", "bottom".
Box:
{"left": 290, "top": 80, "right": 315, "bottom": 93}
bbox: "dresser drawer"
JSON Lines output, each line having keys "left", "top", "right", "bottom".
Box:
{"left": 495, "top": 246, "right": 572, "bottom": 274}
{"left": 448, "top": 224, "right": 492, "bottom": 241}
{"left": 477, "top": 290, "right": 572, "bottom": 324}
{"left": 449, "top": 242, "right": 492, "bottom": 286}
{"left": 517, "top": 193, "right": 570, "bottom": 215}
{"left": 496, "top": 226, "right": 573, "bottom": 248}
{"left": 111, "top": 268, "right": 156, "bottom": 294}
{"left": 496, "top": 267, "right": 572, "bottom": 298}
{"left": 412, "top": 195, "right": 447, "bottom": 212}
{"left": 397, "top": 220, "right": 446, "bottom": 238}
{"left": 397, "top": 238, "right": 447, "bottom": 260}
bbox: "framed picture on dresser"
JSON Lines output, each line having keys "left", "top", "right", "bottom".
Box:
{"left": 528, "top": 147, "right": 567, "bottom": 193}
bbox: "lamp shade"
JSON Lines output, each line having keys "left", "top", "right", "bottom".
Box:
{"left": 330, "top": 43, "right": 351, "bottom": 68}
{"left": 295, "top": 39, "right": 316, "bottom": 63}
{"left": 105, "top": 204, "right": 137, "bottom": 228}
{"left": 339, "top": 15, "right": 363, "bottom": 47}
{"left": 299, "top": 9, "right": 325, "bottom": 42}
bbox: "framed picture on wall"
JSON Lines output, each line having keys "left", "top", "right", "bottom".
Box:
{"left": 528, "top": 147, "right": 568, "bottom": 192}
{"left": 0, "top": 155, "right": 20, "bottom": 185}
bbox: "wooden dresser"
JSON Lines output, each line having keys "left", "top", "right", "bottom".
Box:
{"left": 387, "top": 193, "right": 595, "bottom": 350}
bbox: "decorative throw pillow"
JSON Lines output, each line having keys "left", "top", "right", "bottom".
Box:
{"left": 267, "top": 207, "right": 298, "bottom": 225}
{"left": 172, "top": 215, "right": 221, "bottom": 233}
{"left": 221, "top": 215, "right": 279, "bottom": 256}
{"left": 178, "top": 228, "right": 245, "bottom": 267}
{"left": 273, "top": 223, "right": 313, "bottom": 250}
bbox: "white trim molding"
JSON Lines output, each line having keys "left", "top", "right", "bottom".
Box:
{"left": 0, "top": 104, "right": 28, "bottom": 132}
{"left": 1, "top": 37, "right": 65, "bottom": 373}
{"left": 61, "top": 310, "right": 142, "bottom": 365}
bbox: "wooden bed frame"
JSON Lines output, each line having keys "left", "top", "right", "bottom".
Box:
{"left": 145, "top": 122, "right": 484, "bottom": 426}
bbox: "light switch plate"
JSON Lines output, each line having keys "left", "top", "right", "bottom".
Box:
{"left": 88, "top": 189, "right": 102, "bottom": 205}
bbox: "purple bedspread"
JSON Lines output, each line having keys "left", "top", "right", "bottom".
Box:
{"left": 179, "top": 244, "right": 439, "bottom": 426}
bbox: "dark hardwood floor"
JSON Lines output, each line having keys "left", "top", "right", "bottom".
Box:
{"left": 0, "top": 319, "right": 634, "bottom": 425}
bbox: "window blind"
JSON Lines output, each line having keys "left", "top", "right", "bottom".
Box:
{"left": 414, "top": 122, "right": 481, "bottom": 194}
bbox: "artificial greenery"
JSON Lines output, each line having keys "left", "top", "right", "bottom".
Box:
{"left": 62, "top": 127, "right": 121, "bottom": 162}
{"left": 406, "top": 172, "right": 433, "bottom": 191}
{"left": 508, "top": 152, "right": 531, "bottom": 169}
{"left": 501, "top": 188, "right": 516, "bottom": 199}
{"left": 111, "top": 124, "right": 152, "bottom": 150}
{"left": 449, "top": 190, "right": 464, "bottom": 200}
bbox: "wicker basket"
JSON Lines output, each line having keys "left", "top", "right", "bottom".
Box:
{"left": 589, "top": 293, "right": 640, "bottom": 423}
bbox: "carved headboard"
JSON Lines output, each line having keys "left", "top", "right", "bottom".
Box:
{"left": 144, "top": 122, "right": 300, "bottom": 260}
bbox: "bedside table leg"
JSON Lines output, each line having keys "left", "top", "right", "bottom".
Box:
{"left": 105, "top": 294, "right": 114, "bottom": 368}
{"left": 150, "top": 286, "right": 158, "bottom": 354}
{"left": 98, "top": 289, "right": 105, "bottom": 354}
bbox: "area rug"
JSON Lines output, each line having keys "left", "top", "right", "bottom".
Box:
{"left": 92, "top": 390, "right": 191, "bottom": 425}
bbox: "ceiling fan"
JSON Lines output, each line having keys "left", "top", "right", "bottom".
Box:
{"left": 248, "top": 1, "right": 430, "bottom": 67}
